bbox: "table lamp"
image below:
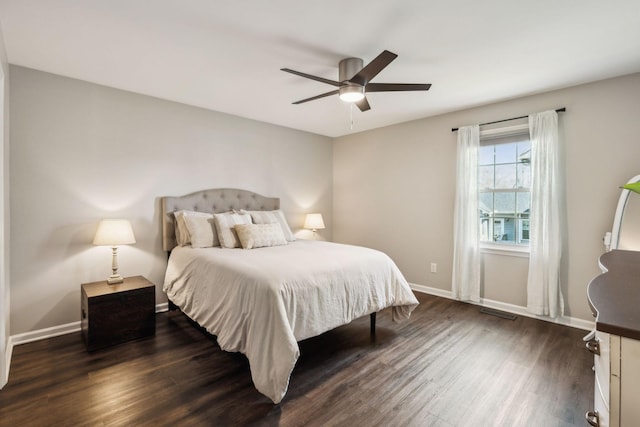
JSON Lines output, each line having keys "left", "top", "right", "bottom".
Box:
{"left": 304, "top": 213, "right": 325, "bottom": 239}
{"left": 93, "top": 219, "right": 136, "bottom": 284}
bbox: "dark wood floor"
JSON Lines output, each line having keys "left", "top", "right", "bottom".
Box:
{"left": 0, "top": 292, "right": 593, "bottom": 427}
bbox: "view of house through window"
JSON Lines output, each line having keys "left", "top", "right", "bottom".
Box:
{"left": 479, "top": 131, "right": 531, "bottom": 245}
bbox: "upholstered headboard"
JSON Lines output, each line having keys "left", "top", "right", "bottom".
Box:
{"left": 161, "top": 188, "right": 280, "bottom": 252}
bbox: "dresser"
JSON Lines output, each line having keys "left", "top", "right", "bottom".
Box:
{"left": 586, "top": 250, "right": 640, "bottom": 427}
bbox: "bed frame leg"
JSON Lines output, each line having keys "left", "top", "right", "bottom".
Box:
{"left": 168, "top": 299, "right": 179, "bottom": 311}
{"left": 370, "top": 312, "right": 376, "bottom": 336}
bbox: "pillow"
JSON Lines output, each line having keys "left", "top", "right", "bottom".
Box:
{"left": 213, "top": 212, "right": 252, "bottom": 248}
{"left": 248, "top": 210, "right": 296, "bottom": 242}
{"left": 174, "top": 210, "right": 220, "bottom": 247}
{"left": 182, "top": 214, "right": 218, "bottom": 248}
{"left": 235, "top": 223, "right": 288, "bottom": 249}
{"left": 173, "top": 211, "right": 188, "bottom": 246}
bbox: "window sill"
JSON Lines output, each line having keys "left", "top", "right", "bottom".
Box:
{"left": 480, "top": 242, "right": 530, "bottom": 258}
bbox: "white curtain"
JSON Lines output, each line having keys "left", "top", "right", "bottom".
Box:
{"left": 527, "top": 110, "right": 564, "bottom": 317}
{"left": 452, "top": 125, "right": 481, "bottom": 302}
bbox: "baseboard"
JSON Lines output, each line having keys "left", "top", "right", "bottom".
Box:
{"left": 410, "top": 283, "right": 452, "bottom": 300}
{"left": 11, "top": 321, "right": 82, "bottom": 346}
{"left": 410, "top": 283, "right": 595, "bottom": 332}
{"left": 10, "top": 303, "right": 170, "bottom": 347}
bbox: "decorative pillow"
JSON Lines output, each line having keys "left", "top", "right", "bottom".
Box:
{"left": 173, "top": 210, "right": 218, "bottom": 246}
{"left": 248, "top": 210, "right": 296, "bottom": 242}
{"left": 235, "top": 223, "right": 288, "bottom": 250}
{"left": 173, "top": 211, "right": 188, "bottom": 246}
{"left": 213, "top": 212, "right": 252, "bottom": 248}
{"left": 182, "top": 214, "right": 218, "bottom": 248}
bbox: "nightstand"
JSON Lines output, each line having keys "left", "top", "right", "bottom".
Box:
{"left": 81, "top": 275, "right": 156, "bottom": 351}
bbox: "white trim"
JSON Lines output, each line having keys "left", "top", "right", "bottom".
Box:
{"left": 411, "top": 283, "right": 452, "bottom": 299}
{"left": 410, "top": 283, "right": 594, "bottom": 331}
{"left": 1, "top": 336, "right": 10, "bottom": 388}
{"left": 0, "top": 69, "right": 7, "bottom": 391}
{"left": 10, "top": 302, "right": 169, "bottom": 347}
{"left": 480, "top": 242, "right": 530, "bottom": 258}
{"left": 11, "top": 321, "right": 81, "bottom": 346}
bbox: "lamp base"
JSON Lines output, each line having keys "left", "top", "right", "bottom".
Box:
{"left": 107, "top": 274, "right": 124, "bottom": 285}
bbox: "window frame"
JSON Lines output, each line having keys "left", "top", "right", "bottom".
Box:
{"left": 478, "top": 123, "right": 531, "bottom": 254}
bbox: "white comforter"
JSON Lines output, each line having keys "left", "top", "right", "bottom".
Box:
{"left": 163, "top": 240, "right": 419, "bottom": 403}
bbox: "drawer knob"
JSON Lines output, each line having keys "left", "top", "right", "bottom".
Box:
{"left": 585, "top": 410, "right": 599, "bottom": 426}
{"left": 585, "top": 339, "right": 600, "bottom": 356}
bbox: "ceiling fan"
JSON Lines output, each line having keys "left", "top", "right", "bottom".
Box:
{"left": 281, "top": 50, "right": 431, "bottom": 112}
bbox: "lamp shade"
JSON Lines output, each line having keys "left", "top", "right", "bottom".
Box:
{"left": 93, "top": 219, "right": 136, "bottom": 246}
{"left": 303, "top": 213, "right": 325, "bottom": 230}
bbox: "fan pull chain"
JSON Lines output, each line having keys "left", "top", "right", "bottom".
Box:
{"left": 350, "top": 103, "right": 354, "bottom": 131}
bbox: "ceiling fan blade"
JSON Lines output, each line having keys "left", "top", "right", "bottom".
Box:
{"left": 281, "top": 68, "right": 342, "bottom": 87}
{"left": 366, "top": 83, "right": 432, "bottom": 92}
{"left": 355, "top": 97, "right": 371, "bottom": 112}
{"left": 349, "top": 50, "right": 398, "bottom": 86}
{"left": 292, "top": 90, "right": 340, "bottom": 104}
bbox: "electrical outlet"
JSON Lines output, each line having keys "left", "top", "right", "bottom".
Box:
{"left": 430, "top": 263, "right": 437, "bottom": 273}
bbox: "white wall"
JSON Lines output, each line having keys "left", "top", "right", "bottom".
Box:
{"left": 333, "top": 72, "right": 640, "bottom": 322}
{"left": 0, "top": 22, "right": 9, "bottom": 388}
{"left": 9, "top": 66, "right": 332, "bottom": 335}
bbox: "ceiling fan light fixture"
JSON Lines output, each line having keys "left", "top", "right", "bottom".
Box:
{"left": 282, "top": 50, "right": 430, "bottom": 111}
{"left": 339, "top": 85, "right": 365, "bottom": 103}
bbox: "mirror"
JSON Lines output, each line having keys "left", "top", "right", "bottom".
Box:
{"left": 610, "top": 174, "right": 640, "bottom": 251}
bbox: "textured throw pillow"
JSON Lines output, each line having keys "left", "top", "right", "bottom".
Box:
{"left": 182, "top": 213, "right": 218, "bottom": 248}
{"left": 173, "top": 210, "right": 218, "bottom": 246}
{"left": 248, "top": 210, "right": 296, "bottom": 242}
{"left": 213, "top": 212, "right": 252, "bottom": 248}
{"left": 235, "top": 223, "right": 288, "bottom": 249}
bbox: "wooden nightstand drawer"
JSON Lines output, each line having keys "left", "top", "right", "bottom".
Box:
{"left": 81, "top": 275, "right": 155, "bottom": 351}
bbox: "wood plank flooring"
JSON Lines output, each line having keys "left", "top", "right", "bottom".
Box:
{"left": 0, "top": 293, "right": 593, "bottom": 426}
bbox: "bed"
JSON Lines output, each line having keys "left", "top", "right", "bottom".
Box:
{"left": 161, "top": 188, "right": 419, "bottom": 403}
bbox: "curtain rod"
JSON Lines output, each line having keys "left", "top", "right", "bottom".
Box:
{"left": 451, "top": 107, "right": 566, "bottom": 132}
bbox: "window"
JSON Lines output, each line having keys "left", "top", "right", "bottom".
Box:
{"left": 478, "top": 127, "right": 530, "bottom": 246}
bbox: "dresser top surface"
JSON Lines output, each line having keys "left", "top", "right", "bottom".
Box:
{"left": 82, "top": 275, "right": 154, "bottom": 298}
{"left": 588, "top": 250, "right": 640, "bottom": 340}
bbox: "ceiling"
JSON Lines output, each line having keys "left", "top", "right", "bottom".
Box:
{"left": 1, "top": 0, "right": 639, "bottom": 138}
